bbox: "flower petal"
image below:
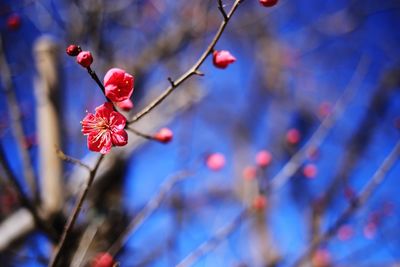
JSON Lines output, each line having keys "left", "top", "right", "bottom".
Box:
{"left": 111, "top": 129, "right": 128, "bottom": 146}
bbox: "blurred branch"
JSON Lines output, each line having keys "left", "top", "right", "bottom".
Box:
{"left": 176, "top": 209, "right": 247, "bottom": 267}
{"left": 0, "top": 35, "right": 38, "bottom": 201}
{"left": 293, "top": 140, "right": 400, "bottom": 267}
{"left": 108, "top": 170, "right": 194, "bottom": 256}
{"left": 128, "top": 0, "right": 244, "bottom": 124}
{"left": 49, "top": 154, "right": 105, "bottom": 267}
{"left": 0, "top": 144, "right": 59, "bottom": 243}
{"left": 269, "top": 56, "right": 369, "bottom": 191}
{"left": 34, "top": 36, "right": 64, "bottom": 216}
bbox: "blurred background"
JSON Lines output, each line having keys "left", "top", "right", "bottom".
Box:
{"left": 0, "top": 0, "right": 400, "bottom": 266}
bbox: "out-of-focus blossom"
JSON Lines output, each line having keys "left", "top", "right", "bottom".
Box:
{"left": 259, "top": 0, "right": 278, "bottom": 7}
{"left": 206, "top": 153, "right": 226, "bottom": 171}
{"left": 256, "top": 150, "right": 272, "bottom": 167}
{"left": 91, "top": 252, "right": 116, "bottom": 267}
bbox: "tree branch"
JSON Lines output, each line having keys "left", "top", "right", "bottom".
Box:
{"left": 128, "top": 0, "right": 243, "bottom": 124}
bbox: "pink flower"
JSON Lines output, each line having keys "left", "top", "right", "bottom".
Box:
{"left": 255, "top": 150, "right": 272, "bottom": 167}
{"left": 81, "top": 102, "right": 128, "bottom": 154}
{"left": 154, "top": 128, "right": 173, "bottom": 143}
{"left": 77, "top": 51, "right": 93, "bottom": 68}
{"left": 206, "top": 153, "right": 226, "bottom": 171}
{"left": 259, "top": 0, "right": 278, "bottom": 7}
{"left": 91, "top": 252, "right": 115, "bottom": 267}
{"left": 104, "top": 68, "right": 134, "bottom": 103}
{"left": 116, "top": 98, "right": 134, "bottom": 111}
{"left": 212, "top": 50, "right": 236, "bottom": 69}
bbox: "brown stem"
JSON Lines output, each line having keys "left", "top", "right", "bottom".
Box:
{"left": 128, "top": 0, "right": 243, "bottom": 124}
{"left": 48, "top": 154, "right": 105, "bottom": 267}
{"left": 108, "top": 170, "right": 193, "bottom": 256}
{"left": 176, "top": 210, "right": 247, "bottom": 267}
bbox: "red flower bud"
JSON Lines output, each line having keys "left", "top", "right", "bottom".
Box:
{"left": 66, "top": 45, "right": 81, "bottom": 56}
{"left": 206, "top": 153, "right": 226, "bottom": 171}
{"left": 259, "top": 0, "right": 278, "bottom": 7}
{"left": 302, "top": 163, "right": 318, "bottom": 179}
{"left": 286, "top": 128, "right": 301, "bottom": 145}
{"left": 212, "top": 50, "right": 236, "bottom": 69}
{"left": 7, "top": 14, "right": 21, "bottom": 30}
{"left": 255, "top": 150, "right": 272, "bottom": 168}
{"left": 154, "top": 128, "right": 173, "bottom": 143}
{"left": 76, "top": 51, "right": 93, "bottom": 68}
{"left": 92, "top": 252, "right": 116, "bottom": 267}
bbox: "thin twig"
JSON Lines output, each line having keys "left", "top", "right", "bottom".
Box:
{"left": 55, "top": 148, "right": 91, "bottom": 172}
{"left": 49, "top": 155, "right": 105, "bottom": 267}
{"left": 269, "top": 56, "right": 369, "bottom": 191}
{"left": 0, "top": 144, "right": 59, "bottom": 242}
{"left": 108, "top": 170, "right": 194, "bottom": 256}
{"left": 292, "top": 140, "right": 400, "bottom": 267}
{"left": 176, "top": 210, "right": 247, "bottom": 267}
{"left": 128, "top": 0, "right": 243, "bottom": 124}
{"left": 126, "top": 126, "right": 154, "bottom": 140}
{"left": 217, "top": 0, "right": 228, "bottom": 20}
{"left": 0, "top": 35, "right": 38, "bottom": 201}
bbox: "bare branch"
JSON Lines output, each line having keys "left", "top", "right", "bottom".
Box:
{"left": 108, "top": 170, "right": 194, "bottom": 256}
{"left": 292, "top": 140, "right": 400, "bottom": 267}
{"left": 56, "top": 148, "right": 91, "bottom": 172}
{"left": 128, "top": 0, "right": 243, "bottom": 124}
{"left": 49, "top": 154, "right": 105, "bottom": 267}
{"left": 176, "top": 210, "right": 247, "bottom": 267}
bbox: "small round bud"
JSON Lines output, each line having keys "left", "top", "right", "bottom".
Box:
{"left": 252, "top": 195, "right": 267, "bottom": 211}
{"left": 212, "top": 50, "right": 236, "bottom": 69}
{"left": 154, "top": 128, "right": 173, "bottom": 143}
{"left": 286, "top": 128, "right": 301, "bottom": 145}
{"left": 302, "top": 163, "right": 318, "bottom": 179}
{"left": 255, "top": 150, "right": 272, "bottom": 167}
{"left": 92, "top": 252, "right": 116, "bottom": 267}
{"left": 206, "top": 153, "right": 226, "bottom": 171}
{"left": 76, "top": 51, "right": 93, "bottom": 68}
{"left": 7, "top": 14, "right": 21, "bottom": 30}
{"left": 259, "top": 0, "right": 278, "bottom": 7}
{"left": 66, "top": 45, "right": 81, "bottom": 56}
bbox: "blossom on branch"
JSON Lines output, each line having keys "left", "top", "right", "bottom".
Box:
{"left": 81, "top": 102, "right": 128, "bottom": 154}
{"left": 104, "top": 68, "right": 134, "bottom": 103}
